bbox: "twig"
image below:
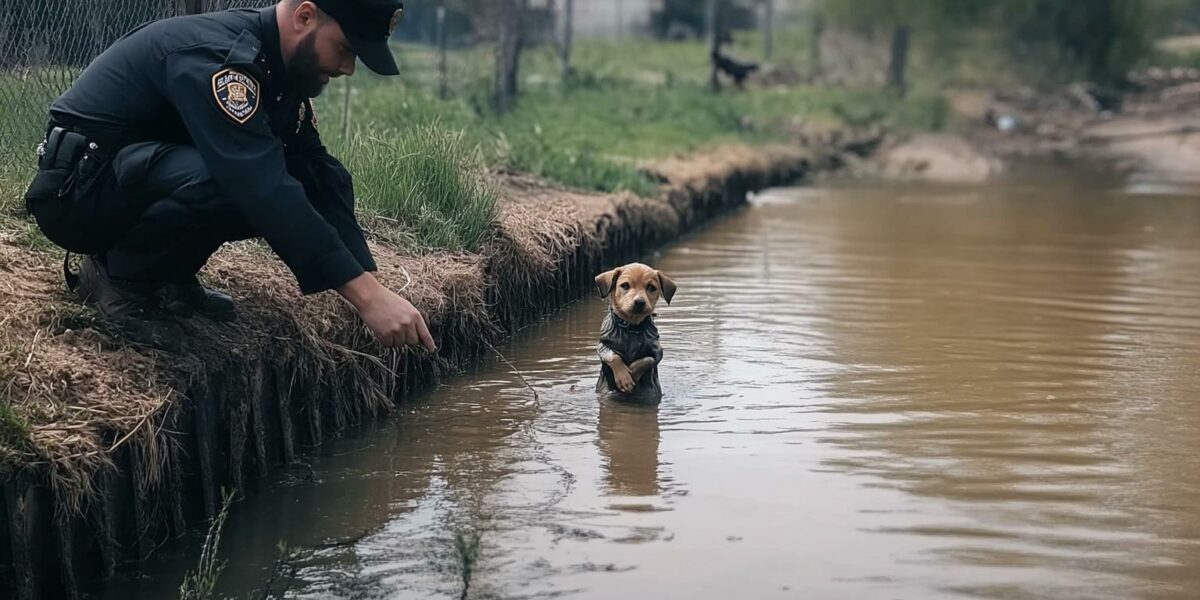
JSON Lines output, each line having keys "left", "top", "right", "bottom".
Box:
{"left": 396, "top": 264, "right": 412, "bottom": 294}
{"left": 483, "top": 340, "right": 539, "bottom": 404}
{"left": 23, "top": 330, "right": 40, "bottom": 368}
{"left": 103, "top": 396, "right": 169, "bottom": 455}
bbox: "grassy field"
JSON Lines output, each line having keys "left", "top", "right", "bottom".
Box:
{"left": 1, "top": 28, "right": 947, "bottom": 252}
{"left": 321, "top": 28, "right": 948, "bottom": 191}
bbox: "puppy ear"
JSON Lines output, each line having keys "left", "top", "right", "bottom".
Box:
{"left": 657, "top": 271, "right": 677, "bottom": 305}
{"left": 595, "top": 268, "right": 621, "bottom": 298}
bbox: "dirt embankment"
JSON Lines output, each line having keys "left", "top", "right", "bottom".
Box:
{"left": 845, "top": 70, "right": 1200, "bottom": 185}
{"left": 0, "top": 132, "right": 879, "bottom": 599}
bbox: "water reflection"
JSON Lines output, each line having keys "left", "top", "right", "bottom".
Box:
{"left": 100, "top": 164, "right": 1200, "bottom": 600}
{"left": 597, "top": 398, "right": 662, "bottom": 497}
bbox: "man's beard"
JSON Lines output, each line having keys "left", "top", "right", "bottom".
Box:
{"left": 289, "top": 32, "right": 328, "bottom": 98}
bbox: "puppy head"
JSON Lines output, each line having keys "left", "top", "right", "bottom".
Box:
{"left": 595, "top": 262, "right": 677, "bottom": 325}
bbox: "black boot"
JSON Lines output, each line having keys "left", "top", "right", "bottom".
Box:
{"left": 158, "top": 278, "right": 236, "bottom": 322}
{"left": 73, "top": 256, "right": 183, "bottom": 351}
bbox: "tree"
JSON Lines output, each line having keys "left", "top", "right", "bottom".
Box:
{"left": 816, "top": 0, "right": 1177, "bottom": 84}
{"left": 816, "top": 0, "right": 933, "bottom": 93}
{"left": 465, "top": 0, "right": 528, "bottom": 112}
{"left": 706, "top": 0, "right": 719, "bottom": 91}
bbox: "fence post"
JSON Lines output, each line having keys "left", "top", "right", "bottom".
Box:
{"left": 761, "top": 0, "right": 773, "bottom": 61}
{"left": 888, "top": 24, "right": 910, "bottom": 96}
{"left": 808, "top": 13, "right": 823, "bottom": 79}
{"left": 616, "top": 0, "right": 623, "bottom": 40}
{"left": 706, "top": 0, "right": 719, "bottom": 92}
{"left": 178, "top": 0, "right": 202, "bottom": 15}
{"left": 561, "top": 0, "right": 573, "bottom": 82}
{"left": 492, "top": 0, "right": 526, "bottom": 113}
{"left": 437, "top": 1, "right": 448, "bottom": 99}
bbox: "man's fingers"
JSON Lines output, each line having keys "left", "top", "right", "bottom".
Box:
{"left": 416, "top": 315, "right": 436, "bottom": 352}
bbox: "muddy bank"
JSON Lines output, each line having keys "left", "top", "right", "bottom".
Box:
{"left": 856, "top": 133, "right": 1004, "bottom": 183}
{"left": 0, "top": 132, "right": 879, "bottom": 599}
{"left": 944, "top": 71, "right": 1200, "bottom": 183}
{"left": 835, "top": 71, "right": 1200, "bottom": 186}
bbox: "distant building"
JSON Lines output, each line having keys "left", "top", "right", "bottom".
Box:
{"left": 541, "top": 0, "right": 809, "bottom": 41}
{"left": 550, "top": 0, "right": 660, "bottom": 39}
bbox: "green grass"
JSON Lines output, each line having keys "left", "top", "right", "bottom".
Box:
{"left": 334, "top": 122, "right": 498, "bottom": 252}
{"left": 310, "top": 30, "right": 948, "bottom": 203}
{"left": 453, "top": 529, "right": 483, "bottom": 600}
{"left": 3, "top": 27, "right": 952, "bottom": 250}
{"left": 0, "top": 394, "right": 33, "bottom": 465}
{"left": 179, "top": 488, "right": 236, "bottom": 600}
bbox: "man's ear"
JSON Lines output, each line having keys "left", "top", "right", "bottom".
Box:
{"left": 594, "top": 268, "right": 621, "bottom": 299}
{"left": 293, "top": 0, "right": 321, "bottom": 32}
{"left": 657, "top": 271, "right": 677, "bottom": 305}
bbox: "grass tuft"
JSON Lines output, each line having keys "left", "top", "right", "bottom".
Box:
{"left": 453, "top": 529, "right": 482, "bottom": 600}
{"left": 335, "top": 122, "right": 499, "bottom": 253}
{"left": 179, "top": 488, "right": 236, "bottom": 600}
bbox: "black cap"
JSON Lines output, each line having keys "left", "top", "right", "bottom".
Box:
{"left": 309, "top": 0, "right": 403, "bottom": 76}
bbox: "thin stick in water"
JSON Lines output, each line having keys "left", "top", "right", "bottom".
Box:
{"left": 483, "top": 340, "right": 539, "bottom": 404}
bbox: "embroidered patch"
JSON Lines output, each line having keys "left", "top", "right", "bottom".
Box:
{"left": 308, "top": 100, "right": 318, "bottom": 131}
{"left": 211, "top": 68, "right": 260, "bottom": 124}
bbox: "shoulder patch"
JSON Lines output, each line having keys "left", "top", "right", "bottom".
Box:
{"left": 211, "top": 68, "right": 260, "bottom": 124}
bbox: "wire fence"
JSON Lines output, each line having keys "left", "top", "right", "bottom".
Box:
{"left": 0, "top": 0, "right": 771, "bottom": 188}
{"left": 0, "top": 0, "right": 270, "bottom": 179}
{"left": 0, "top": 0, "right": 575, "bottom": 184}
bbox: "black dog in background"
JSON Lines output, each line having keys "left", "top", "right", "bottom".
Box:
{"left": 711, "top": 47, "right": 759, "bottom": 89}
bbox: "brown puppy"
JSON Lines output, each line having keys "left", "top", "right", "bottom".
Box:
{"left": 594, "top": 263, "right": 677, "bottom": 399}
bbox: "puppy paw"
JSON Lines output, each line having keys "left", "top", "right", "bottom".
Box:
{"left": 615, "top": 368, "right": 636, "bottom": 394}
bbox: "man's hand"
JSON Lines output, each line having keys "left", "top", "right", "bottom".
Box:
{"left": 338, "top": 272, "right": 436, "bottom": 351}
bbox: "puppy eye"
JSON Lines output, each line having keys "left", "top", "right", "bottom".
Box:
{"left": 647, "top": 285, "right": 657, "bottom": 293}
{"left": 620, "top": 282, "right": 631, "bottom": 290}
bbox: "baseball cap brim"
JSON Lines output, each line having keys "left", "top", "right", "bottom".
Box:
{"left": 347, "top": 34, "right": 399, "bottom": 76}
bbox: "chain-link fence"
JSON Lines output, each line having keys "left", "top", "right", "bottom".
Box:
{"left": 0, "top": 0, "right": 773, "bottom": 192}
{"left": 0, "top": 0, "right": 565, "bottom": 180}
{"left": 0, "top": 0, "right": 270, "bottom": 181}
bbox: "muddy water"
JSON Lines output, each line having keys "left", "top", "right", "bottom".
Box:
{"left": 108, "top": 165, "right": 1200, "bottom": 599}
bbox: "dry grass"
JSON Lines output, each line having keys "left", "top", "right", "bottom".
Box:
{"left": 0, "top": 228, "right": 492, "bottom": 514}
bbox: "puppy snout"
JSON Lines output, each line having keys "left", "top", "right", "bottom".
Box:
{"left": 632, "top": 297, "right": 647, "bottom": 313}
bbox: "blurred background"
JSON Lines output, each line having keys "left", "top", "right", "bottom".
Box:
{"left": 5, "top": 0, "right": 1200, "bottom": 248}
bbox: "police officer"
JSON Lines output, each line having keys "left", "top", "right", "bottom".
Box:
{"left": 23, "top": 0, "right": 434, "bottom": 352}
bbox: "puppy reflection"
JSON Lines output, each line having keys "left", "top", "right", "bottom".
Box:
{"left": 597, "top": 397, "right": 661, "bottom": 497}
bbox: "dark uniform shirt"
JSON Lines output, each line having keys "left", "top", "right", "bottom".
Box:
{"left": 49, "top": 7, "right": 375, "bottom": 293}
